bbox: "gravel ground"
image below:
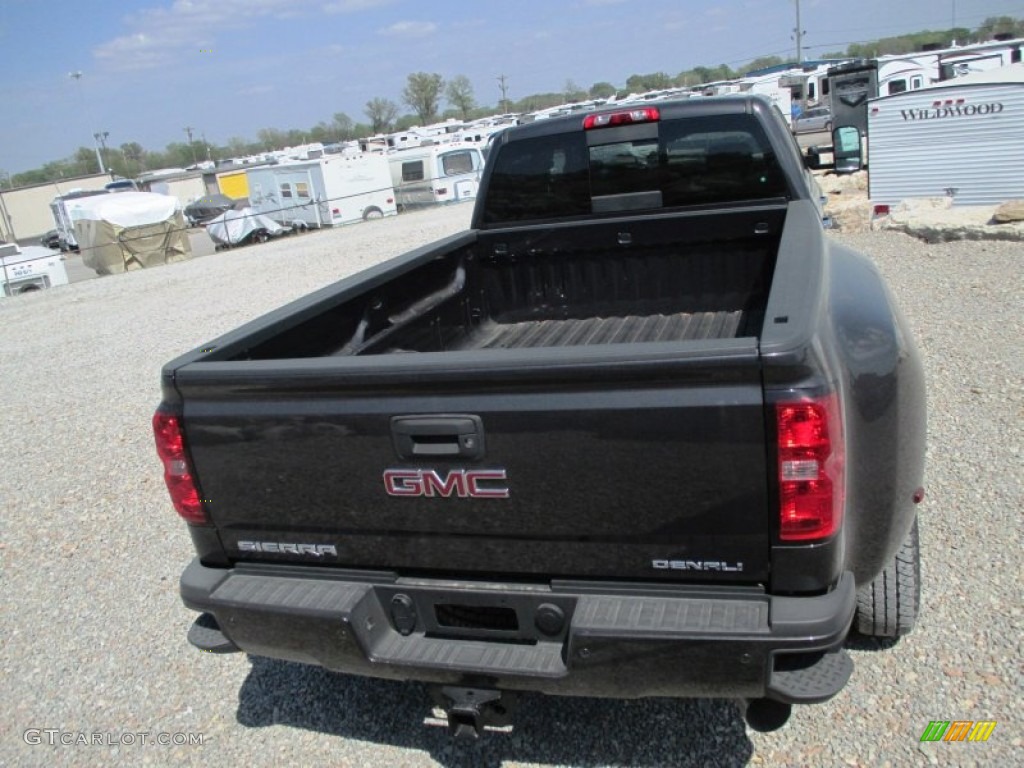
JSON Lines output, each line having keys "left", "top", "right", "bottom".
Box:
{"left": 1, "top": 204, "right": 1021, "bottom": 767}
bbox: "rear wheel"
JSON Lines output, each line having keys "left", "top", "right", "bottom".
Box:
{"left": 363, "top": 206, "right": 384, "bottom": 221}
{"left": 855, "top": 517, "right": 921, "bottom": 638}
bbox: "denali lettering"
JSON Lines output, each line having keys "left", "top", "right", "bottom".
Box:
{"left": 238, "top": 541, "right": 338, "bottom": 556}
{"left": 383, "top": 468, "right": 509, "bottom": 498}
{"left": 900, "top": 102, "right": 1003, "bottom": 121}
{"left": 652, "top": 559, "right": 745, "bottom": 572}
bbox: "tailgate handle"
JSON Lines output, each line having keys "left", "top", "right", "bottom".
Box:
{"left": 391, "top": 415, "right": 485, "bottom": 460}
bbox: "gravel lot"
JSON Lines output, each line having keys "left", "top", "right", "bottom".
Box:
{"left": 1, "top": 203, "right": 1021, "bottom": 767}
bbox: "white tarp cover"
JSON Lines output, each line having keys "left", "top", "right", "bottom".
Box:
{"left": 69, "top": 191, "right": 180, "bottom": 227}
{"left": 206, "top": 207, "right": 288, "bottom": 245}
{"left": 77, "top": 206, "right": 192, "bottom": 275}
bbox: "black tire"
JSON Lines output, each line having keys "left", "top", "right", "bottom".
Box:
{"left": 855, "top": 517, "right": 921, "bottom": 638}
{"left": 363, "top": 206, "right": 383, "bottom": 221}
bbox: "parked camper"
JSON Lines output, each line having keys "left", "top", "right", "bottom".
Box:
{"left": 827, "top": 38, "right": 1023, "bottom": 141}
{"left": 246, "top": 154, "right": 397, "bottom": 229}
{"left": 0, "top": 241, "right": 69, "bottom": 297}
{"left": 49, "top": 189, "right": 109, "bottom": 251}
{"left": 388, "top": 144, "right": 484, "bottom": 209}
{"left": 738, "top": 70, "right": 795, "bottom": 124}
{"left": 868, "top": 65, "right": 1024, "bottom": 207}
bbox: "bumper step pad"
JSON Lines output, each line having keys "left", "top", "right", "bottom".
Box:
{"left": 768, "top": 649, "right": 853, "bottom": 704}
{"left": 187, "top": 612, "right": 240, "bottom": 654}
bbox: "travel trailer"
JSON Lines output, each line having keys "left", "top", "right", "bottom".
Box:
{"left": 737, "top": 71, "right": 795, "bottom": 124}
{"left": 868, "top": 65, "right": 1024, "bottom": 208}
{"left": 877, "top": 37, "right": 1023, "bottom": 97}
{"left": 828, "top": 37, "right": 1023, "bottom": 131}
{"left": 246, "top": 154, "right": 397, "bottom": 229}
{"left": 387, "top": 144, "right": 485, "bottom": 209}
{"left": 0, "top": 241, "right": 69, "bottom": 297}
{"left": 49, "top": 189, "right": 109, "bottom": 251}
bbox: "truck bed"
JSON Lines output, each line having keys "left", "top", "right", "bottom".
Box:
{"left": 392, "top": 310, "right": 747, "bottom": 351}
{"left": 228, "top": 207, "right": 784, "bottom": 361}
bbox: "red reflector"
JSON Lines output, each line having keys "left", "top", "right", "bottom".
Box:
{"left": 776, "top": 394, "right": 844, "bottom": 541}
{"left": 583, "top": 107, "right": 660, "bottom": 130}
{"left": 387, "top": 197, "right": 394, "bottom": 204}
{"left": 332, "top": 208, "right": 340, "bottom": 215}
{"left": 152, "top": 411, "right": 207, "bottom": 524}
{"left": 435, "top": 188, "right": 447, "bottom": 196}
{"left": 873, "top": 204, "right": 890, "bottom": 217}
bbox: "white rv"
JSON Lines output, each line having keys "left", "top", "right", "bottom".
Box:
{"left": 388, "top": 144, "right": 485, "bottom": 209}
{"left": 876, "top": 37, "right": 1024, "bottom": 97}
{"left": 738, "top": 71, "right": 796, "bottom": 125}
{"left": 50, "top": 189, "right": 110, "bottom": 251}
{"left": 867, "top": 65, "right": 1024, "bottom": 207}
{"left": 0, "top": 242, "right": 69, "bottom": 297}
{"left": 246, "top": 154, "right": 397, "bottom": 229}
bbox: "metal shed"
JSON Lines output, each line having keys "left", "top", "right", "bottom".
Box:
{"left": 867, "top": 64, "right": 1024, "bottom": 207}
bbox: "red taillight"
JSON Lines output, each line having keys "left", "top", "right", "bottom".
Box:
{"left": 152, "top": 411, "right": 207, "bottom": 524}
{"left": 583, "top": 107, "right": 660, "bottom": 130}
{"left": 435, "top": 188, "right": 448, "bottom": 196}
{"left": 776, "top": 394, "right": 844, "bottom": 541}
{"left": 332, "top": 207, "right": 340, "bottom": 215}
{"left": 872, "top": 204, "right": 890, "bottom": 218}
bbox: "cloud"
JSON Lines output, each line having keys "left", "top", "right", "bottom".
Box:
{"left": 378, "top": 21, "right": 438, "bottom": 38}
{"left": 93, "top": 0, "right": 299, "bottom": 72}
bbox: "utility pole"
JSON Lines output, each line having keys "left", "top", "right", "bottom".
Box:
{"left": 497, "top": 74, "right": 510, "bottom": 114}
{"left": 184, "top": 126, "right": 198, "bottom": 166}
{"left": 93, "top": 132, "right": 110, "bottom": 177}
{"left": 793, "top": 0, "right": 804, "bottom": 64}
{"left": 70, "top": 71, "right": 107, "bottom": 175}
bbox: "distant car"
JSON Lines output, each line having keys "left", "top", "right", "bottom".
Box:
{"left": 183, "top": 194, "right": 237, "bottom": 227}
{"left": 792, "top": 106, "right": 832, "bottom": 134}
{"left": 40, "top": 229, "right": 61, "bottom": 249}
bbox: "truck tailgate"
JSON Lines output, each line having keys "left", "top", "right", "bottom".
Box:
{"left": 176, "top": 341, "right": 770, "bottom": 583}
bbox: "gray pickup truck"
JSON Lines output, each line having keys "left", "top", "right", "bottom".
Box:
{"left": 154, "top": 95, "right": 926, "bottom": 736}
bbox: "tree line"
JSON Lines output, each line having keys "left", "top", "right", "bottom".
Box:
{"left": 5, "top": 15, "right": 1020, "bottom": 188}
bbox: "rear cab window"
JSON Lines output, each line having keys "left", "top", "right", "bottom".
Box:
{"left": 482, "top": 112, "right": 790, "bottom": 225}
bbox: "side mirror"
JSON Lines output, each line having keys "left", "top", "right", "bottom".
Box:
{"left": 832, "top": 126, "right": 863, "bottom": 174}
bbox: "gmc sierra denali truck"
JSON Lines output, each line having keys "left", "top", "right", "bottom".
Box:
{"left": 154, "top": 96, "right": 926, "bottom": 736}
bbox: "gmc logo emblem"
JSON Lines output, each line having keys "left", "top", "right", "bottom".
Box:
{"left": 383, "top": 468, "right": 510, "bottom": 498}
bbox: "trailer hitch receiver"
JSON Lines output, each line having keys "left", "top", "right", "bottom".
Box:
{"left": 431, "top": 686, "right": 516, "bottom": 740}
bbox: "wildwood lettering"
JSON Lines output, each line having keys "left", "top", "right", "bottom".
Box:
{"left": 901, "top": 102, "right": 1004, "bottom": 120}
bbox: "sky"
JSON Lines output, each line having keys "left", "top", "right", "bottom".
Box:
{"left": 1, "top": 0, "right": 1022, "bottom": 174}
